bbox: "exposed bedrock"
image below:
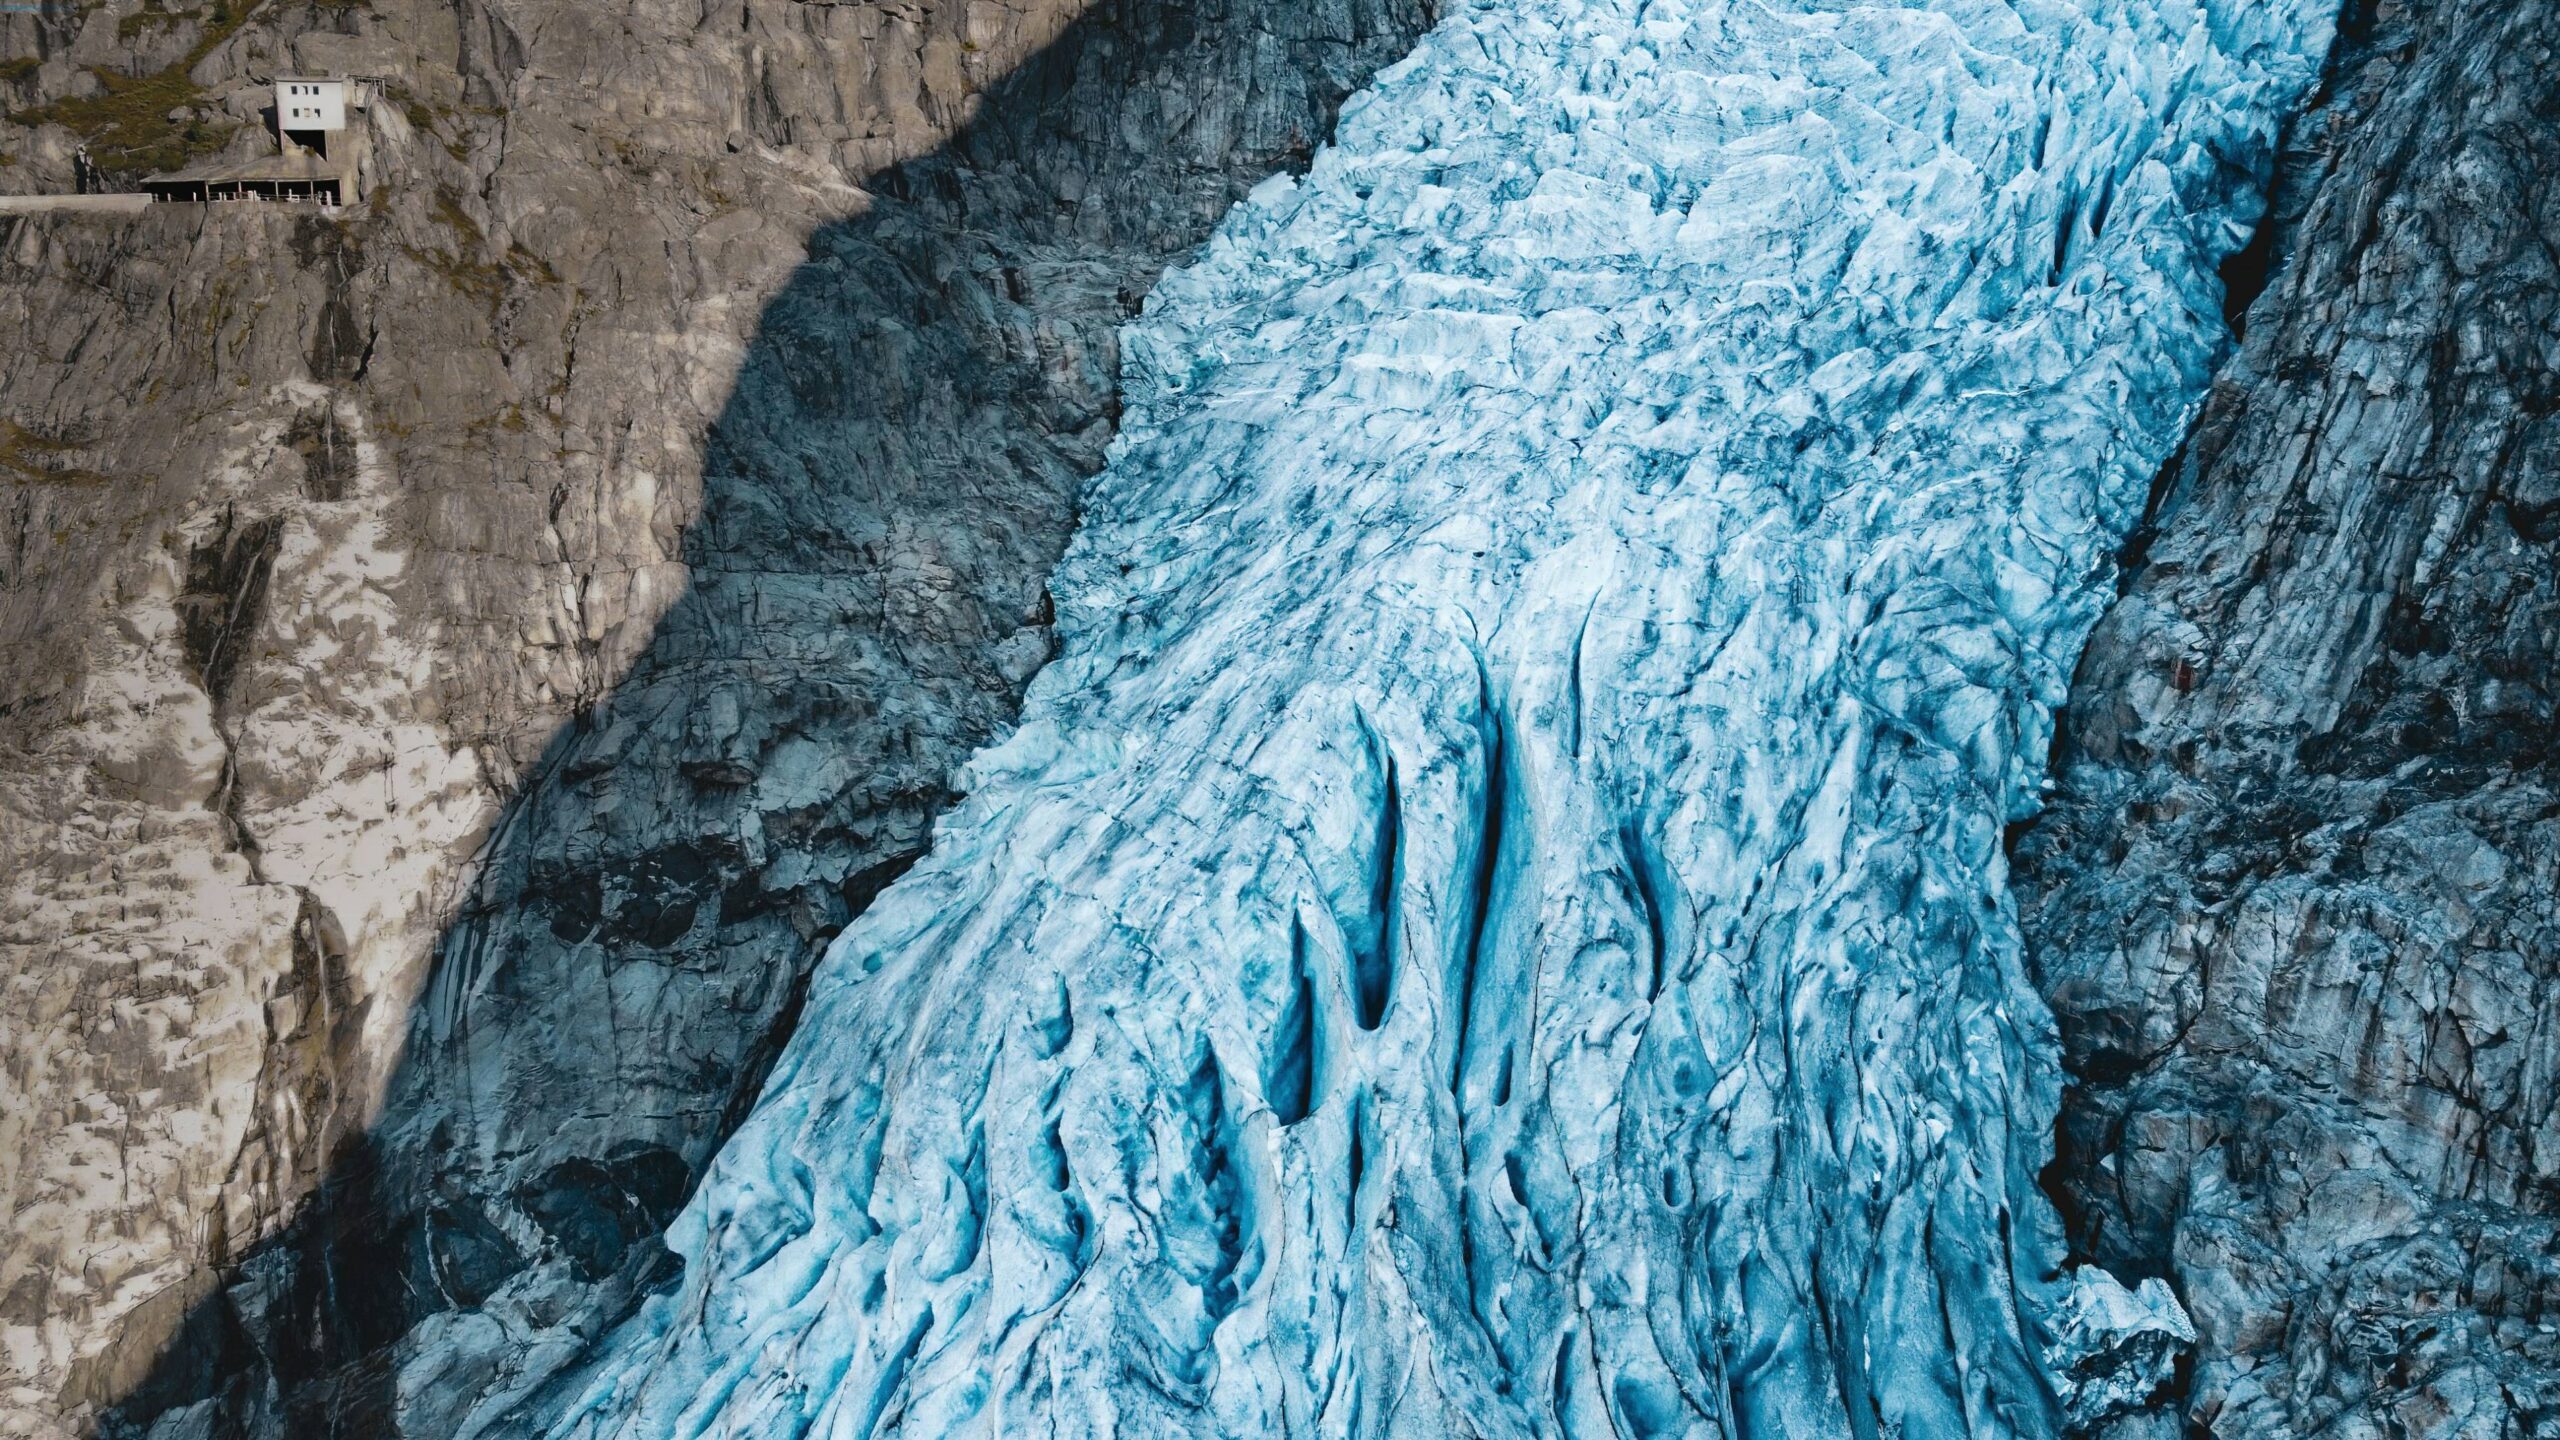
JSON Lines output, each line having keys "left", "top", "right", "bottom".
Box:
{"left": 546, "top": 1, "right": 2334, "bottom": 1435}
{"left": 0, "top": 0, "right": 1430, "bottom": 1435}
{"left": 2018, "top": 0, "right": 2560, "bottom": 1436}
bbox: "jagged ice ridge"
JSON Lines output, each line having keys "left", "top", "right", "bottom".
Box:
{"left": 547, "top": 0, "right": 2332, "bottom": 1434}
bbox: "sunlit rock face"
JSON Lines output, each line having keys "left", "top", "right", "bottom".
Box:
{"left": 548, "top": 2, "right": 2332, "bottom": 1435}
{"left": 2, "top": 0, "right": 1433, "bottom": 1434}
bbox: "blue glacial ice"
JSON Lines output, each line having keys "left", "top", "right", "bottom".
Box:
{"left": 546, "top": 1, "right": 2332, "bottom": 1435}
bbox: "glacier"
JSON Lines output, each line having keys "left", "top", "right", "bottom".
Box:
{"left": 544, "top": 1, "right": 2333, "bottom": 1436}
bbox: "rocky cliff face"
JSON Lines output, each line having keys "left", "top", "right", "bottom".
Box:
{"left": 2018, "top": 1, "right": 2560, "bottom": 1436}
{"left": 0, "top": 0, "right": 1429, "bottom": 1435}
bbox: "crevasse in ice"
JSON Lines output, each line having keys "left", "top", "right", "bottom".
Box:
{"left": 547, "top": 1, "right": 2331, "bottom": 1434}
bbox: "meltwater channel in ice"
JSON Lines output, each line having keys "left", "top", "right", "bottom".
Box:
{"left": 548, "top": 0, "right": 2331, "bottom": 1435}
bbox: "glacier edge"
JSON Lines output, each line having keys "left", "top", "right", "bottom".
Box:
{"left": 545, "top": 0, "right": 2335, "bottom": 1436}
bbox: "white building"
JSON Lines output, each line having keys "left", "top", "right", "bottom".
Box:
{"left": 275, "top": 77, "right": 349, "bottom": 151}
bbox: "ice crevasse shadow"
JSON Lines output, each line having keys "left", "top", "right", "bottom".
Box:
{"left": 553, "top": 1, "right": 2339, "bottom": 1438}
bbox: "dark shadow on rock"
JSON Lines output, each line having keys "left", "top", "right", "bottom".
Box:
{"left": 2018, "top": 0, "right": 2560, "bottom": 1433}
{"left": 93, "top": 0, "right": 1433, "bottom": 1433}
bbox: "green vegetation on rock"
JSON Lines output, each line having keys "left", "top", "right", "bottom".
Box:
{"left": 8, "top": 0, "right": 264, "bottom": 180}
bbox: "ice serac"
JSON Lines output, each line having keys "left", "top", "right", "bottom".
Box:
{"left": 552, "top": 2, "right": 2332, "bottom": 1435}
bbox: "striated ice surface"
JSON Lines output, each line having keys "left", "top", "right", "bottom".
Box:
{"left": 548, "top": 1, "right": 2331, "bottom": 1436}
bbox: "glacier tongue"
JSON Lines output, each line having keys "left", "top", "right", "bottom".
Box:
{"left": 549, "top": 1, "right": 2330, "bottom": 1436}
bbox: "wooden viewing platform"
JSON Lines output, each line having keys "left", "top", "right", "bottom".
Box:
{"left": 139, "top": 152, "right": 344, "bottom": 205}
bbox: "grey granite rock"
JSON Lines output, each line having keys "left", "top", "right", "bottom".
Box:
{"left": 1, "top": 0, "right": 1429, "bottom": 1435}
{"left": 2018, "top": 2, "right": 2560, "bottom": 1436}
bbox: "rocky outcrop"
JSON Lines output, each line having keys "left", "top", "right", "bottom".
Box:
{"left": 1, "top": 0, "right": 1430, "bottom": 1435}
{"left": 2018, "top": 1, "right": 2560, "bottom": 1436}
